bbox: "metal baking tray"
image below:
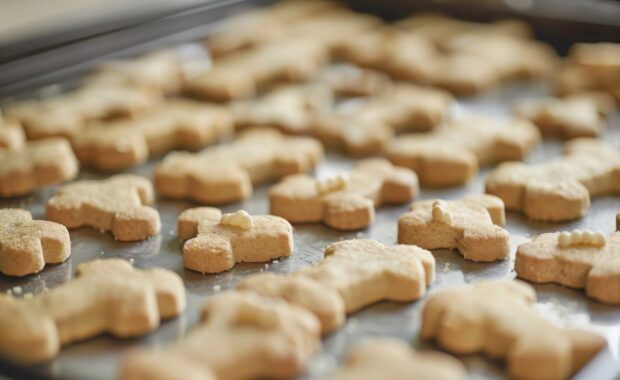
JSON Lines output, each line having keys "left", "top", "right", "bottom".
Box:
{"left": 1, "top": 5, "right": 620, "bottom": 380}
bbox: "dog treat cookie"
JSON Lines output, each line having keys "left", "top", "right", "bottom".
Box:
{"left": 185, "top": 38, "right": 329, "bottom": 102}
{"left": 73, "top": 99, "right": 233, "bottom": 171}
{"left": 516, "top": 231, "right": 620, "bottom": 304}
{"left": 324, "top": 339, "right": 467, "bottom": 380}
{"left": 352, "top": 84, "right": 453, "bottom": 132}
{"left": 486, "top": 138, "right": 620, "bottom": 221}
{"left": 178, "top": 208, "right": 293, "bottom": 273}
{"left": 299, "top": 239, "right": 435, "bottom": 313}
{"left": 0, "top": 258, "right": 185, "bottom": 364}
{"left": 270, "top": 159, "right": 418, "bottom": 230}
{"left": 316, "top": 64, "right": 392, "bottom": 97}
{"left": 155, "top": 129, "right": 323, "bottom": 204}
{"left": 399, "top": 195, "right": 509, "bottom": 262}
{"left": 5, "top": 83, "right": 159, "bottom": 140}
{"left": 421, "top": 280, "right": 606, "bottom": 380}
{"left": 387, "top": 115, "right": 540, "bottom": 187}
{"left": 0, "top": 117, "right": 25, "bottom": 150}
{"left": 236, "top": 273, "right": 345, "bottom": 334}
{"left": 314, "top": 114, "right": 393, "bottom": 156}
{"left": 120, "top": 291, "right": 321, "bottom": 380}
{"left": 515, "top": 93, "right": 615, "bottom": 138}
{"left": 232, "top": 84, "right": 332, "bottom": 135}
{"left": 206, "top": 0, "right": 341, "bottom": 57}
{"left": 46, "top": 174, "right": 160, "bottom": 241}
{"left": 0, "top": 209, "right": 70, "bottom": 277}
{"left": 0, "top": 138, "right": 78, "bottom": 198}
{"left": 84, "top": 50, "right": 182, "bottom": 94}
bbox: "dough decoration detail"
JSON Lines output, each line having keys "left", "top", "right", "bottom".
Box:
{"left": 558, "top": 229, "right": 606, "bottom": 247}
{"left": 431, "top": 200, "right": 452, "bottom": 224}
{"left": 220, "top": 210, "right": 253, "bottom": 230}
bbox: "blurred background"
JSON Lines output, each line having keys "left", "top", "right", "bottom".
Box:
{"left": 0, "top": 0, "right": 618, "bottom": 97}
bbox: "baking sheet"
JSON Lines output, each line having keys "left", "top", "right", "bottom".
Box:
{"left": 1, "top": 58, "right": 620, "bottom": 380}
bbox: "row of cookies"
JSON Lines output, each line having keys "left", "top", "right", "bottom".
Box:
{"left": 2, "top": 202, "right": 609, "bottom": 380}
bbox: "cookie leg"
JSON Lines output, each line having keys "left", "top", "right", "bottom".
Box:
{"left": 183, "top": 236, "right": 235, "bottom": 274}
{"left": 112, "top": 207, "right": 161, "bottom": 241}
{"left": 323, "top": 194, "right": 374, "bottom": 230}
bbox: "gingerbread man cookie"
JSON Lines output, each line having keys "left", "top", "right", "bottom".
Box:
{"left": 0, "top": 259, "right": 185, "bottom": 363}
{"left": 486, "top": 138, "right": 620, "bottom": 221}
{"left": 270, "top": 159, "right": 419, "bottom": 230}
{"left": 120, "top": 291, "right": 321, "bottom": 380}
{"left": 299, "top": 239, "right": 435, "bottom": 313}
{"left": 387, "top": 115, "right": 540, "bottom": 187}
{"left": 155, "top": 129, "right": 323, "bottom": 204}
{"left": 5, "top": 83, "right": 159, "bottom": 140}
{"left": 0, "top": 209, "right": 70, "bottom": 277}
{"left": 236, "top": 273, "right": 345, "bottom": 334}
{"left": 516, "top": 230, "right": 620, "bottom": 304}
{"left": 73, "top": 99, "right": 233, "bottom": 171}
{"left": 84, "top": 50, "right": 182, "bottom": 95}
{"left": 0, "top": 138, "right": 78, "bottom": 198}
{"left": 399, "top": 195, "right": 509, "bottom": 262}
{"left": 421, "top": 280, "right": 606, "bottom": 380}
{"left": 178, "top": 208, "right": 293, "bottom": 274}
{"left": 232, "top": 84, "right": 332, "bottom": 135}
{"left": 515, "top": 93, "right": 615, "bottom": 138}
{"left": 185, "top": 38, "right": 328, "bottom": 102}
{"left": 323, "top": 339, "right": 466, "bottom": 380}
{"left": 46, "top": 174, "right": 160, "bottom": 241}
{"left": 0, "top": 116, "right": 25, "bottom": 150}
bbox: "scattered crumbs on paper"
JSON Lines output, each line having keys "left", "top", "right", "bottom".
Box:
{"left": 443, "top": 262, "right": 451, "bottom": 272}
{"left": 100, "top": 250, "right": 104, "bottom": 256}
{"left": 213, "top": 284, "right": 222, "bottom": 292}
{"left": 12, "top": 286, "right": 22, "bottom": 295}
{"left": 272, "top": 260, "right": 279, "bottom": 264}
{"left": 264, "top": 263, "right": 269, "bottom": 268}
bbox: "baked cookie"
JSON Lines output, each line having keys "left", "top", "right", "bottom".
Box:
{"left": 185, "top": 38, "right": 329, "bottom": 102}
{"left": 486, "top": 138, "right": 620, "bottom": 221}
{"left": 178, "top": 208, "right": 293, "bottom": 274}
{"left": 313, "top": 113, "right": 393, "bottom": 156}
{"left": 299, "top": 239, "right": 435, "bottom": 313}
{"left": 46, "top": 174, "right": 160, "bottom": 241}
{"left": 0, "top": 117, "right": 25, "bottom": 150}
{"left": 155, "top": 129, "right": 323, "bottom": 204}
{"left": 0, "top": 259, "right": 185, "bottom": 363}
{"left": 5, "top": 83, "right": 159, "bottom": 140}
{"left": 421, "top": 280, "right": 605, "bottom": 380}
{"left": 0, "top": 209, "right": 70, "bottom": 277}
{"left": 269, "top": 158, "right": 418, "bottom": 230}
{"left": 232, "top": 84, "right": 332, "bottom": 135}
{"left": 516, "top": 230, "right": 620, "bottom": 304}
{"left": 515, "top": 93, "right": 615, "bottom": 138}
{"left": 387, "top": 115, "right": 540, "bottom": 187}
{"left": 315, "top": 64, "right": 392, "bottom": 97}
{"left": 236, "top": 273, "right": 345, "bottom": 335}
{"left": 0, "top": 138, "right": 78, "bottom": 198}
{"left": 324, "top": 339, "right": 466, "bottom": 380}
{"left": 84, "top": 50, "right": 183, "bottom": 94}
{"left": 120, "top": 291, "right": 321, "bottom": 380}
{"left": 73, "top": 99, "right": 233, "bottom": 171}
{"left": 399, "top": 195, "right": 509, "bottom": 262}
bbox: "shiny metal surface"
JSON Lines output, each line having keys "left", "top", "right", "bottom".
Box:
{"left": 1, "top": 80, "right": 619, "bottom": 380}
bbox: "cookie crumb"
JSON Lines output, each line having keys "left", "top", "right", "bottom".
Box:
{"left": 213, "top": 284, "right": 222, "bottom": 292}
{"left": 129, "top": 258, "right": 135, "bottom": 264}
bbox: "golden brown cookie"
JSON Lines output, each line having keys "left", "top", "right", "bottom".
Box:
{"left": 0, "top": 259, "right": 185, "bottom": 364}
{"left": 0, "top": 138, "right": 78, "bottom": 197}
{"left": 399, "top": 195, "right": 509, "bottom": 262}
{"left": 46, "top": 174, "right": 160, "bottom": 241}
{"left": 155, "top": 129, "right": 323, "bottom": 204}
{"left": 178, "top": 208, "right": 293, "bottom": 273}
{"left": 0, "top": 209, "right": 70, "bottom": 277}
{"left": 421, "top": 280, "right": 605, "bottom": 380}
{"left": 269, "top": 159, "right": 418, "bottom": 230}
